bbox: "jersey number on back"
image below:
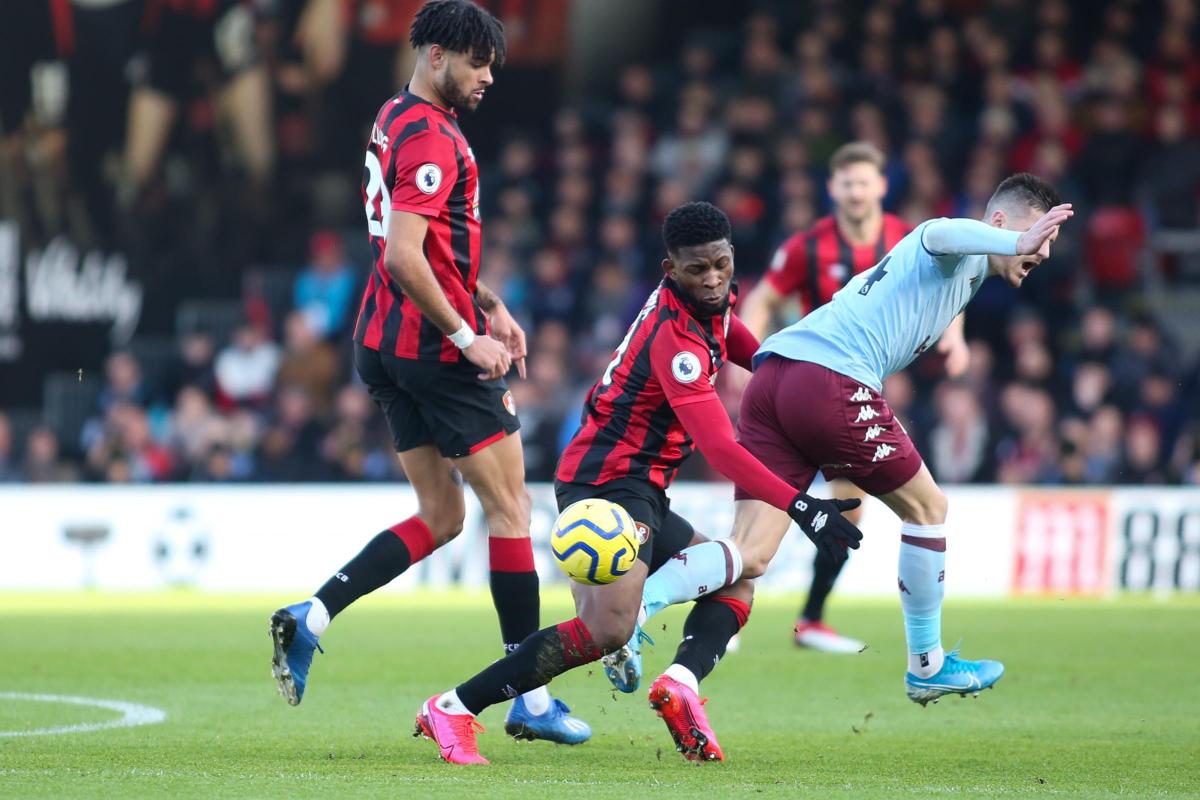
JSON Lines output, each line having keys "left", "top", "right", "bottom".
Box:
{"left": 364, "top": 151, "right": 391, "bottom": 238}
{"left": 858, "top": 255, "right": 891, "bottom": 296}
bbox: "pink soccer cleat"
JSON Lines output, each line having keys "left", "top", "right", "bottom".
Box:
{"left": 647, "top": 675, "right": 725, "bottom": 762}
{"left": 414, "top": 694, "right": 489, "bottom": 765}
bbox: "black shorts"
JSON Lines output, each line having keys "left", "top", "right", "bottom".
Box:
{"left": 554, "top": 477, "right": 696, "bottom": 573}
{"left": 355, "top": 342, "right": 520, "bottom": 459}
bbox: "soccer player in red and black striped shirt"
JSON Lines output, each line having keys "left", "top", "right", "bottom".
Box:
{"left": 270, "top": 0, "right": 588, "bottom": 749}
{"left": 417, "top": 203, "right": 863, "bottom": 764}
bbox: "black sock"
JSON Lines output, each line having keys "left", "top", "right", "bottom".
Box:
{"left": 672, "top": 600, "right": 743, "bottom": 683}
{"left": 314, "top": 531, "right": 414, "bottom": 619}
{"left": 490, "top": 571, "right": 540, "bottom": 653}
{"left": 801, "top": 547, "right": 846, "bottom": 622}
{"left": 456, "top": 617, "right": 600, "bottom": 715}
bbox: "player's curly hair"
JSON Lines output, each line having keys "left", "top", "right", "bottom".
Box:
{"left": 662, "top": 201, "right": 732, "bottom": 253}
{"left": 988, "top": 173, "right": 1061, "bottom": 215}
{"left": 410, "top": 0, "right": 506, "bottom": 67}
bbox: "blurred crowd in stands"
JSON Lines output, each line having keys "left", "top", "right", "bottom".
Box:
{"left": 1, "top": 0, "right": 1199, "bottom": 486}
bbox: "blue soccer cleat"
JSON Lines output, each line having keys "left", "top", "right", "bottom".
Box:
{"left": 504, "top": 695, "right": 592, "bottom": 744}
{"left": 905, "top": 649, "right": 1005, "bottom": 706}
{"left": 269, "top": 601, "right": 323, "bottom": 706}
{"left": 601, "top": 625, "right": 654, "bottom": 694}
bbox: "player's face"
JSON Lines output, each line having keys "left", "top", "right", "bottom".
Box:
{"left": 828, "top": 162, "right": 886, "bottom": 223}
{"left": 664, "top": 240, "right": 735, "bottom": 315}
{"left": 438, "top": 49, "right": 495, "bottom": 111}
{"left": 996, "top": 206, "right": 1059, "bottom": 288}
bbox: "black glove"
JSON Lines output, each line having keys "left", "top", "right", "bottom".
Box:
{"left": 787, "top": 492, "right": 864, "bottom": 564}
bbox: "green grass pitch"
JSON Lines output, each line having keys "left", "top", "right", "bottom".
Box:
{"left": 2, "top": 591, "right": 1198, "bottom": 799}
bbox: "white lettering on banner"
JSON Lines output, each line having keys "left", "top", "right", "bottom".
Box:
{"left": 1113, "top": 491, "right": 1200, "bottom": 593}
{"left": 24, "top": 238, "right": 143, "bottom": 346}
{"left": 1, "top": 486, "right": 1197, "bottom": 595}
{"left": 1013, "top": 493, "right": 1110, "bottom": 595}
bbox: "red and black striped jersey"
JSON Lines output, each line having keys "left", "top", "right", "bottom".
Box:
{"left": 764, "top": 213, "right": 909, "bottom": 314}
{"left": 354, "top": 90, "right": 485, "bottom": 362}
{"left": 557, "top": 280, "right": 731, "bottom": 490}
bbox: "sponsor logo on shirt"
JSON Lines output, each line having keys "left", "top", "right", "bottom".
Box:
{"left": 864, "top": 424, "right": 884, "bottom": 442}
{"left": 872, "top": 443, "right": 897, "bottom": 462}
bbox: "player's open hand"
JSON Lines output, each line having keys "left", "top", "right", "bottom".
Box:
{"left": 464, "top": 335, "right": 512, "bottom": 380}
{"left": 1015, "top": 203, "right": 1073, "bottom": 257}
{"left": 487, "top": 302, "right": 527, "bottom": 379}
{"left": 787, "top": 493, "right": 864, "bottom": 564}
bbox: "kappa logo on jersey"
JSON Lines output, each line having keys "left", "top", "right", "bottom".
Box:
{"left": 415, "top": 163, "right": 442, "bottom": 194}
{"left": 855, "top": 405, "right": 880, "bottom": 423}
{"left": 864, "top": 424, "right": 884, "bottom": 442}
{"left": 872, "top": 443, "right": 897, "bottom": 462}
{"left": 634, "top": 522, "right": 650, "bottom": 545}
{"left": 502, "top": 390, "right": 516, "bottom": 416}
{"left": 850, "top": 387, "right": 872, "bottom": 402}
{"left": 671, "top": 351, "right": 702, "bottom": 383}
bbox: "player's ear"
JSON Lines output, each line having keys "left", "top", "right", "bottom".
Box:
{"left": 661, "top": 257, "right": 674, "bottom": 277}
{"left": 427, "top": 44, "right": 445, "bottom": 70}
{"left": 989, "top": 207, "right": 1007, "bottom": 229}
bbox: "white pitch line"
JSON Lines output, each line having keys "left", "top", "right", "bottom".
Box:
{"left": 0, "top": 692, "right": 166, "bottom": 738}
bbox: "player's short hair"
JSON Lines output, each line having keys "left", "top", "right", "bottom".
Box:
{"left": 987, "top": 173, "right": 1061, "bottom": 216}
{"left": 829, "top": 141, "right": 886, "bottom": 174}
{"left": 662, "top": 202, "right": 732, "bottom": 254}
{"left": 410, "top": 0, "right": 506, "bottom": 67}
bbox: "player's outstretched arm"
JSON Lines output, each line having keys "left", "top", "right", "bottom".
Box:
{"left": 385, "top": 211, "right": 510, "bottom": 379}
{"left": 672, "top": 394, "right": 863, "bottom": 562}
{"left": 921, "top": 218, "right": 1022, "bottom": 257}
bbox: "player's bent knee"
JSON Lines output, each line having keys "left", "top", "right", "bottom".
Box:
{"left": 426, "top": 513, "right": 465, "bottom": 545}
{"left": 578, "top": 609, "right": 636, "bottom": 653}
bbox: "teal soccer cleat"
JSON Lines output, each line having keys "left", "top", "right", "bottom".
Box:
{"left": 905, "top": 650, "right": 1005, "bottom": 706}
{"left": 504, "top": 695, "right": 592, "bottom": 744}
{"left": 269, "top": 601, "right": 323, "bottom": 706}
{"left": 601, "top": 625, "right": 654, "bottom": 694}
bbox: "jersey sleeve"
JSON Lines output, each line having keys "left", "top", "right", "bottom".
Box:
{"left": 764, "top": 234, "right": 808, "bottom": 296}
{"left": 649, "top": 324, "right": 716, "bottom": 408}
{"left": 389, "top": 129, "right": 459, "bottom": 217}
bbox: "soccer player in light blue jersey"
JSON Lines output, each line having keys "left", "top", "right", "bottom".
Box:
{"left": 629, "top": 174, "right": 1071, "bottom": 731}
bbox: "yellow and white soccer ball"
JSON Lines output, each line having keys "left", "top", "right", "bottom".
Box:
{"left": 550, "top": 499, "right": 640, "bottom": 585}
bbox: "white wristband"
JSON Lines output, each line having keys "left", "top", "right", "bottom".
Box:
{"left": 447, "top": 321, "right": 476, "bottom": 349}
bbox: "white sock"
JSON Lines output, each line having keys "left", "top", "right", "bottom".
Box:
{"left": 304, "top": 597, "right": 330, "bottom": 636}
{"left": 664, "top": 663, "right": 699, "bottom": 694}
{"left": 436, "top": 689, "right": 471, "bottom": 715}
{"left": 908, "top": 646, "right": 945, "bottom": 679}
{"left": 521, "top": 685, "right": 550, "bottom": 715}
